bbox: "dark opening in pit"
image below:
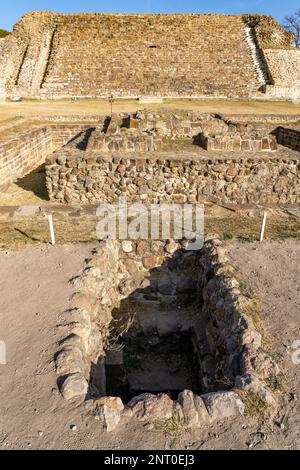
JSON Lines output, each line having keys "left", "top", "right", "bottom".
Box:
{"left": 105, "top": 329, "right": 202, "bottom": 403}
{"left": 88, "top": 247, "right": 235, "bottom": 404}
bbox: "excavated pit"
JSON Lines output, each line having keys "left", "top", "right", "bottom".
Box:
{"left": 88, "top": 245, "right": 232, "bottom": 404}
{"left": 105, "top": 307, "right": 203, "bottom": 403}
{"left": 56, "top": 239, "right": 279, "bottom": 426}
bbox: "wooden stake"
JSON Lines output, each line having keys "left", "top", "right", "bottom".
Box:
{"left": 48, "top": 214, "right": 56, "bottom": 245}
{"left": 260, "top": 211, "right": 267, "bottom": 242}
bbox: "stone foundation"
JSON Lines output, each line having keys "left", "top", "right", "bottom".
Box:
{"left": 199, "top": 131, "right": 277, "bottom": 152}
{"left": 55, "top": 239, "right": 279, "bottom": 431}
{"left": 45, "top": 152, "right": 300, "bottom": 206}
{"left": 44, "top": 112, "right": 300, "bottom": 206}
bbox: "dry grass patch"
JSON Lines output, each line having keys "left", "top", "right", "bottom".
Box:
{"left": 240, "top": 391, "right": 269, "bottom": 418}
{"left": 154, "top": 412, "right": 184, "bottom": 439}
{"left": 0, "top": 211, "right": 299, "bottom": 252}
{"left": 1, "top": 98, "right": 300, "bottom": 124}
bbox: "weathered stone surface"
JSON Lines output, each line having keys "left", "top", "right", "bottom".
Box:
{"left": 127, "top": 393, "right": 174, "bottom": 422}
{"left": 95, "top": 397, "right": 124, "bottom": 432}
{"left": 201, "top": 391, "right": 245, "bottom": 420}
{"left": 143, "top": 256, "right": 164, "bottom": 270}
{"left": 3, "top": 13, "right": 293, "bottom": 101}
{"left": 70, "top": 293, "right": 99, "bottom": 320}
{"left": 235, "top": 374, "right": 277, "bottom": 406}
{"left": 60, "top": 373, "right": 88, "bottom": 401}
{"left": 86, "top": 325, "right": 103, "bottom": 356}
{"left": 56, "top": 237, "right": 280, "bottom": 421}
{"left": 177, "top": 390, "right": 200, "bottom": 428}
{"left": 46, "top": 144, "right": 300, "bottom": 206}
{"left": 68, "top": 320, "right": 92, "bottom": 344}
{"left": 193, "top": 394, "right": 212, "bottom": 424}
{"left": 55, "top": 347, "right": 84, "bottom": 375}
{"left": 241, "top": 328, "right": 262, "bottom": 348}
{"left": 243, "top": 347, "right": 280, "bottom": 379}
{"left": 59, "top": 334, "right": 86, "bottom": 354}
{"left": 95, "top": 396, "right": 124, "bottom": 411}
{"left": 251, "top": 353, "right": 280, "bottom": 379}
{"left": 122, "top": 241, "right": 134, "bottom": 253}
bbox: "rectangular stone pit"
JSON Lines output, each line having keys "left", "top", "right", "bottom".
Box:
{"left": 55, "top": 238, "right": 279, "bottom": 431}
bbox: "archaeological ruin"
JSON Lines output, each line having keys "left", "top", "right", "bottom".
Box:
{"left": 0, "top": 11, "right": 299, "bottom": 434}
{"left": 44, "top": 111, "right": 300, "bottom": 206}
{"left": 0, "top": 12, "right": 300, "bottom": 100}
{"left": 54, "top": 238, "right": 278, "bottom": 431}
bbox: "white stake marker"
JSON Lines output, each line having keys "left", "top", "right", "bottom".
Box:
{"left": 48, "top": 214, "right": 56, "bottom": 245}
{"left": 260, "top": 211, "right": 267, "bottom": 242}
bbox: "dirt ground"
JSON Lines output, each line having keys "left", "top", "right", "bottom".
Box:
{"left": 0, "top": 98, "right": 300, "bottom": 123}
{"left": 0, "top": 240, "right": 299, "bottom": 450}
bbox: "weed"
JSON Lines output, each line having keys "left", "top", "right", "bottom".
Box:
{"left": 240, "top": 391, "right": 269, "bottom": 418}
{"left": 265, "top": 372, "right": 287, "bottom": 392}
{"left": 220, "top": 232, "right": 235, "bottom": 240}
{"left": 238, "top": 278, "right": 255, "bottom": 298}
{"left": 239, "top": 298, "right": 268, "bottom": 345}
{"left": 155, "top": 411, "right": 184, "bottom": 439}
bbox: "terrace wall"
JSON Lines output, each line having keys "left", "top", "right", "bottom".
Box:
{"left": 45, "top": 151, "right": 300, "bottom": 205}
{"left": 0, "top": 124, "right": 86, "bottom": 192}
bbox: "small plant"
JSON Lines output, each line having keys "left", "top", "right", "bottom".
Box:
{"left": 102, "top": 301, "right": 138, "bottom": 350}
{"left": 155, "top": 411, "right": 184, "bottom": 439}
{"left": 220, "top": 232, "right": 235, "bottom": 240}
{"left": 218, "top": 265, "right": 238, "bottom": 278}
{"left": 265, "top": 372, "right": 287, "bottom": 392}
{"left": 240, "top": 391, "right": 268, "bottom": 418}
{"left": 240, "top": 298, "right": 268, "bottom": 345}
{"left": 238, "top": 278, "right": 255, "bottom": 298}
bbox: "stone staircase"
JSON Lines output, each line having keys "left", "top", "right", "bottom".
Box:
{"left": 39, "top": 15, "right": 262, "bottom": 99}
{"left": 244, "top": 26, "right": 272, "bottom": 89}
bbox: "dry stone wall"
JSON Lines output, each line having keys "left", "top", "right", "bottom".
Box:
{"left": 200, "top": 131, "right": 277, "bottom": 152}
{"left": 55, "top": 239, "right": 278, "bottom": 431}
{"left": 45, "top": 151, "right": 300, "bottom": 206}
{"left": 1, "top": 12, "right": 297, "bottom": 99}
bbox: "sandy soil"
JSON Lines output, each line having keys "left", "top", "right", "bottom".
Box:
{"left": 0, "top": 241, "right": 299, "bottom": 450}
{"left": 1, "top": 98, "right": 300, "bottom": 123}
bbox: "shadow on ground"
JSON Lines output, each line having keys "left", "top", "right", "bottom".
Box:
{"left": 16, "top": 164, "right": 49, "bottom": 201}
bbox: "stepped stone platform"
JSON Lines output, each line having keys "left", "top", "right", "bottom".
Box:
{"left": 0, "top": 12, "right": 299, "bottom": 100}
{"left": 45, "top": 111, "right": 300, "bottom": 206}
